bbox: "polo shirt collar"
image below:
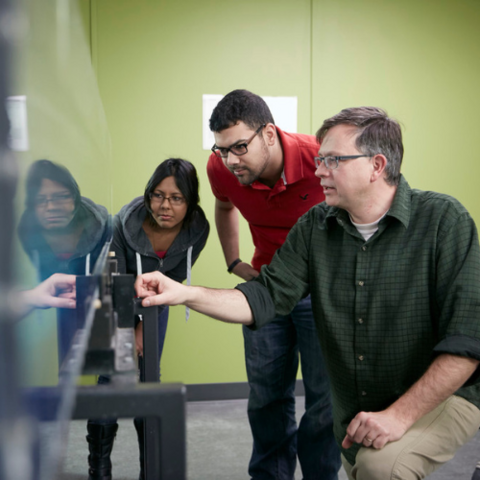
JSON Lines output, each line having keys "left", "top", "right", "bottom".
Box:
{"left": 248, "top": 126, "right": 304, "bottom": 192}
{"left": 276, "top": 126, "right": 304, "bottom": 185}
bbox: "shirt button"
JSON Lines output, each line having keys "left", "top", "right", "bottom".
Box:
{"left": 358, "top": 318, "right": 364, "bottom": 324}
{"left": 338, "top": 219, "right": 343, "bottom": 225}
{"left": 358, "top": 355, "right": 364, "bottom": 361}
{"left": 358, "top": 281, "right": 364, "bottom": 286}
{"left": 362, "top": 246, "right": 367, "bottom": 251}
{"left": 362, "top": 391, "right": 367, "bottom": 396}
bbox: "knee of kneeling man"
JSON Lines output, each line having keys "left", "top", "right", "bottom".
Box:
{"left": 353, "top": 447, "right": 398, "bottom": 480}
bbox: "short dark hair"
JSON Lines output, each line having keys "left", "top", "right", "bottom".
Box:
{"left": 144, "top": 158, "right": 200, "bottom": 228}
{"left": 209, "top": 89, "right": 275, "bottom": 133}
{"left": 316, "top": 107, "right": 403, "bottom": 186}
{"left": 25, "top": 159, "right": 81, "bottom": 209}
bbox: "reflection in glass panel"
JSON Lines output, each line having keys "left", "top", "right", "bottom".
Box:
{"left": 4, "top": 0, "right": 112, "bottom": 478}
{"left": 18, "top": 159, "right": 109, "bottom": 364}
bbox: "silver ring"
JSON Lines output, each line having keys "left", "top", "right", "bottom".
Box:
{"left": 365, "top": 437, "right": 373, "bottom": 443}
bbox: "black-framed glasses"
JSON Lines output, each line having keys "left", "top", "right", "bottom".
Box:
{"left": 314, "top": 155, "right": 369, "bottom": 170}
{"left": 211, "top": 124, "right": 266, "bottom": 159}
{"left": 149, "top": 192, "right": 186, "bottom": 206}
{"left": 34, "top": 193, "right": 74, "bottom": 207}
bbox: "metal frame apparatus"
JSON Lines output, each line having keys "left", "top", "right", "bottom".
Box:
{"left": 75, "top": 256, "right": 187, "bottom": 480}
{"left": 17, "top": 258, "right": 186, "bottom": 480}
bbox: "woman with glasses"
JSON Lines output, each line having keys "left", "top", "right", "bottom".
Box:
{"left": 87, "top": 157, "right": 209, "bottom": 480}
{"left": 19, "top": 159, "right": 109, "bottom": 281}
{"left": 18, "top": 159, "right": 109, "bottom": 363}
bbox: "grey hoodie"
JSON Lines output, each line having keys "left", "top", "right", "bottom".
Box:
{"left": 111, "top": 197, "right": 209, "bottom": 284}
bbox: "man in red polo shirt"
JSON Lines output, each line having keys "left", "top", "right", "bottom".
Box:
{"left": 206, "top": 90, "right": 340, "bottom": 480}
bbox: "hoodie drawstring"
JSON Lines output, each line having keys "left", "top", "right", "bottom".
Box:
{"left": 85, "top": 253, "right": 91, "bottom": 276}
{"left": 185, "top": 246, "right": 193, "bottom": 321}
{"left": 136, "top": 252, "right": 143, "bottom": 276}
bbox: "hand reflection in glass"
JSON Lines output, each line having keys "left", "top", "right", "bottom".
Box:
{"left": 16, "top": 273, "right": 76, "bottom": 318}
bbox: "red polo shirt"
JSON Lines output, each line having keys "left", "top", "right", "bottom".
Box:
{"left": 207, "top": 127, "right": 325, "bottom": 271}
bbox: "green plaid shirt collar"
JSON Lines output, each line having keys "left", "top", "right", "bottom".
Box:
{"left": 321, "top": 174, "right": 411, "bottom": 235}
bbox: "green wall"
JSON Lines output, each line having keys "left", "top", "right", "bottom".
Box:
{"left": 89, "top": 0, "right": 480, "bottom": 385}
{"left": 91, "top": 0, "right": 314, "bottom": 384}
{"left": 311, "top": 0, "right": 480, "bottom": 220}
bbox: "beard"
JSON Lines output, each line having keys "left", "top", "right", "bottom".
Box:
{"left": 228, "top": 139, "right": 270, "bottom": 186}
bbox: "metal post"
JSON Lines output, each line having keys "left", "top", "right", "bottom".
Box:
{"left": 135, "top": 300, "right": 160, "bottom": 480}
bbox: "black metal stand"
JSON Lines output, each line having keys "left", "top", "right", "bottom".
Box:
{"left": 74, "top": 383, "right": 186, "bottom": 480}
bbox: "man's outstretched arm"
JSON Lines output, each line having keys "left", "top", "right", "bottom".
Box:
{"left": 134, "top": 271, "right": 254, "bottom": 325}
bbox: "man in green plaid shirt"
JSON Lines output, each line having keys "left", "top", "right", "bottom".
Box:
{"left": 135, "top": 107, "right": 480, "bottom": 480}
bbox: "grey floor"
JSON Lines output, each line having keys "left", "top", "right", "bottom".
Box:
{"left": 60, "top": 397, "right": 480, "bottom": 480}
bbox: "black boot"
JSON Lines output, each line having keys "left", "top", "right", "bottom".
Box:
{"left": 133, "top": 418, "right": 145, "bottom": 480}
{"left": 472, "top": 464, "right": 480, "bottom": 480}
{"left": 86, "top": 422, "right": 118, "bottom": 480}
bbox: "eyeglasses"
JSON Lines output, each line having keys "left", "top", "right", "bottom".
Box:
{"left": 34, "top": 193, "right": 74, "bottom": 207}
{"left": 211, "top": 124, "right": 266, "bottom": 159}
{"left": 314, "top": 155, "right": 369, "bottom": 170}
{"left": 149, "top": 192, "right": 186, "bottom": 206}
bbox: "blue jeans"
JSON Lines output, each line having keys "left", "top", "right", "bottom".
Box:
{"left": 90, "top": 306, "right": 169, "bottom": 425}
{"left": 243, "top": 296, "right": 340, "bottom": 480}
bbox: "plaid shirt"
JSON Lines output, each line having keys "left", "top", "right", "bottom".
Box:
{"left": 237, "top": 176, "right": 480, "bottom": 464}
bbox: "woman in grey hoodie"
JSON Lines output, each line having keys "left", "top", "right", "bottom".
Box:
{"left": 87, "top": 158, "right": 209, "bottom": 480}
{"left": 18, "top": 159, "right": 110, "bottom": 365}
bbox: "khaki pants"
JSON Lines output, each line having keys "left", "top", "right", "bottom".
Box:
{"left": 342, "top": 396, "right": 480, "bottom": 480}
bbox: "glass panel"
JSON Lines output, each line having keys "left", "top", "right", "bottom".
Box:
{"left": 2, "top": 0, "right": 112, "bottom": 478}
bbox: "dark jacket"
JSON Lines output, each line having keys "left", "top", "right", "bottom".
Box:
{"left": 111, "top": 197, "right": 209, "bottom": 283}
{"left": 18, "top": 197, "right": 110, "bottom": 281}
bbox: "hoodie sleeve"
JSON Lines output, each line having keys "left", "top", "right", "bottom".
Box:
{"left": 110, "top": 214, "right": 128, "bottom": 274}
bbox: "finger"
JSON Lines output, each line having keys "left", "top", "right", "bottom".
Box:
{"left": 134, "top": 272, "right": 160, "bottom": 291}
{"left": 342, "top": 435, "right": 354, "bottom": 449}
{"left": 136, "top": 281, "right": 160, "bottom": 298}
{"left": 345, "top": 415, "right": 362, "bottom": 440}
{"left": 58, "top": 292, "right": 76, "bottom": 300}
{"left": 142, "top": 295, "right": 166, "bottom": 307}
{"left": 134, "top": 281, "right": 150, "bottom": 298}
{"left": 362, "top": 436, "right": 374, "bottom": 447}
{"left": 48, "top": 297, "right": 76, "bottom": 309}
{"left": 134, "top": 275, "right": 153, "bottom": 297}
{"left": 372, "top": 435, "right": 388, "bottom": 450}
{"left": 55, "top": 280, "right": 76, "bottom": 291}
{"left": 50, "top": 273, "right": 76, "bottom": 283}
{"left": 141, "top": 290, "right": 157, "bottom": 298}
